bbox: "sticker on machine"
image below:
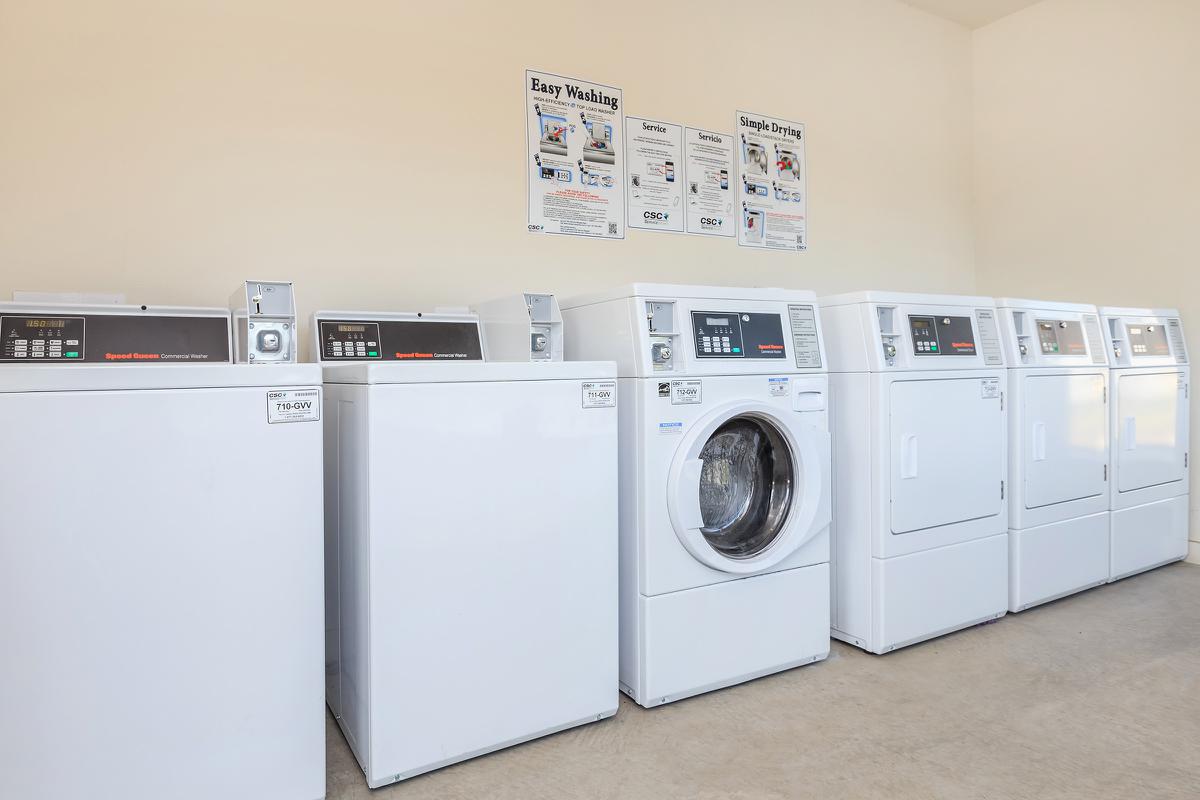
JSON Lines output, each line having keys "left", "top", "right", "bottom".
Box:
{"left": 658, "top": 421, "right": 683, "bottom": 435}
{"left": 582, "top": 380, "right": 617, "bottom": 408}
{"left": 768, "top": 377, "right": 789, "bottom": 397}
{"left": 980, "top": 378, "right": 1001, "bottom": 399}
{"left": 267, "top": 389, "right": 321, "bottom": 424}
{"left": 670, "top": 379, "right": 702, "bottom": 405}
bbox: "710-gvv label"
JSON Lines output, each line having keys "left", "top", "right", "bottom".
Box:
{"left": 267, "top": 389, "right": 321, "bottom": 424}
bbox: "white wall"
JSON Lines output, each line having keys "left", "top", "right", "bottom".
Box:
{"left": 0, "top": 0, "right": 974, "bottom": 326}
{"left": 972, "top": 0, "right": 1200, "bottom": 559}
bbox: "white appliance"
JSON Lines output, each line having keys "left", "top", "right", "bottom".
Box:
{"left": 0, "top": 301, "right": 325, "bottom": 800}
{"left": 1099, "top": 307, "right": 1190, "bottom": 580}
{"left": 996, "top": 299, "right": 1111, "bottom": 611}
{"left": 316, "top": 309, "right": 618, "bottom": 787}
{"left": 821, "top": 291, "right": 1009, "bottom": 654}
{"left": 561, "top": 284, "right": 831, "bottom": 707}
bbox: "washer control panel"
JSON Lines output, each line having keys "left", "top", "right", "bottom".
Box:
{"left": 1127, "top": 322, "right": 1170, "bottom": 357}
{"left": 2, "top": 316, "right": 85, "bottom": 361}
{"left": 1035, "top": 319, "right": 1086, "bottom": 356}
{"left": 909, "top": 315, "right": 977, "bottom": 356}
{"left": 691, "top": 310, "right": 786, "bottom": 359}
{"left": 320, "top": 322, "right": 382, "bottom": 360}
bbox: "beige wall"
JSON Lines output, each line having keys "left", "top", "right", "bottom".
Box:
{"left": 0, "top": 0, "right": 974, "bottom": 329}
{"left": 972, "top": 0, "right": 1200, "bottom": 556}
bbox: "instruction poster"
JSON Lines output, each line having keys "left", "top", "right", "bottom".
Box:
{"left": 625, "top": 117, "right": 683, "bottom": 233}
{"left": 735, "top": 111, "right": 807, "bottom": 251}
{"left": 526, "top": 69, "right": 625, "bottom": 239}
{"left": 683, "top": 127, "right": 735, "bottom": 237}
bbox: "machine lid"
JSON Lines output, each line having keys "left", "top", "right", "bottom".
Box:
{"left": 667, "top": 402, "right": 831, "bottom": 574}
{"left": 319, "top": 361, "right": 616, "bottom": 384}
{"left": 0, "top": 304, "right": 232, "bottom": 366}
{"left": 312, "top": 310, "right": 483, "bottom": 363}
{"left": 0, "top": 363, "right": 322, "bottom": 392}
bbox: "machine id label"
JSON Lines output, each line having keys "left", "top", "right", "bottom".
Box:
{"left": 582, "top": 381, "right": 617, "bottom": 408}
{"left": 671, "top": 380, "right": 702, "bottom": 405}
{"left": 267, "top": 389, "right": 321, "bottom": 424}
{"left": 768, "top": 377, "right": 789, "bottom": 397}
{"left": 658, "top": 421, "right": 683, "bottom": 435}
{"left": 980, "top": 378, "right": 1000, "bottom": 399}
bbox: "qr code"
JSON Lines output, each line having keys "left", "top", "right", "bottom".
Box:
{"left": 608, "top": 222, "right": 618, "bottom": 236}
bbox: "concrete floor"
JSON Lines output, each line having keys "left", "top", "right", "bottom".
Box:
{"left": 326, "top": 562, "right": 1200, "bottom": 799}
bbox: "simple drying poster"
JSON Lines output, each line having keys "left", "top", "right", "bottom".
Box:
{"left": 526, "top": 69, "right": 625, "bottom": 239}
{"left": 735, "top": 111, "right": 807, "bottom": 251}
{"left": 683, "top": 127, "right": 735, "bottom": 237}
{"left": 625, "top": 117, "right": 684, "bottom": 233}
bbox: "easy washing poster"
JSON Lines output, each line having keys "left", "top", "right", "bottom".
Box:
{"left": 624, "top": 117, "right": 684, "bottom": 233}
{"left": 735, "top": 111, "right": 807, "bottom": 251}
{"left": 526, "top": 69, "right": 625, "bottom": 239}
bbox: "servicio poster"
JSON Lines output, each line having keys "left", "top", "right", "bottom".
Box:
{"left": 526, "top": 69, "right": 625, "bottom": 239}
{"left": 625, "top": 117, "right": 683, "bottom": 233}
{"left": 683, "top": 127, "right": 735, "bottom": 237}
{"left": 735, "top": 111, "right": 807, "bottom": 251}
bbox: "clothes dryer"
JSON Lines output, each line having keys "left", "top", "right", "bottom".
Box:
{"left": 996, "top": 299, "right": 1110, "bottom": 611}
{"left": 0, "top": 299, "right": 325, "bottom": 800}
{"left": 315, "top": 309, "right": 618, "bottom": 787}
{"left": 821, "top": 292, "right": 1009, "bottom": 653}
{"left": 1099, "top": 307, "right": 1190, "bottom": 580}
{"left": 562, "top": 285, "right": 831, "bottom": 707}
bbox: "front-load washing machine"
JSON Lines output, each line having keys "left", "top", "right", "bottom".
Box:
{"left": 996, "top": 299, "right": 1111, "bottom": 611}
{"left": 314, "top": 308, "right": 618, "bottom": 787}
{"left": 0, "top": 298, "right": 325, "bottom": 800}
{"left": 562, "top": 284, "right": 831, "bottom": 707}
{"left": 820, "top": 291, "right": 1009, "bottom": 654}
{"left": 1099, "top": 307, "right": 1190, "bottom": 580}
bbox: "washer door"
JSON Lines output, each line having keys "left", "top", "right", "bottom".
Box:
{"left": 667, "top": 402, "right": 831, "bottom": 574}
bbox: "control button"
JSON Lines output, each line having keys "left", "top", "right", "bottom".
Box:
{"left": 32, "top": 351, "right": 43, "bottom": 358}
{"left": 50, "top": 340, "right": 61, "bottom": 346}
{"left": 64, "top": 352, "right": 79, "bottom": 358}
{"left": 367, "top": 341, "right": 377, "bottom": 347}
{"left": 15, "top": 340, "right": 27, "bottom": 346}
{"left": 703, "top": 346, "right": 712, "bottom": 352}
{"left": 66, "top": 340, "right": 79, "bottom": 346}
{"left": 14, "top": 352, "right": 26, "bottom": 358}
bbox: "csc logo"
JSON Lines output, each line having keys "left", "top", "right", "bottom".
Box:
{"left": 643, "top": 211, "right": 669, "bottom": 221}
{"left": 700, "top": 217, "right": 723, "bottom": 227}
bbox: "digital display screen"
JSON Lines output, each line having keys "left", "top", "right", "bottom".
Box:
{"left": 337, "top": 324, "right": 366, "bottom": 333}
{"left": 706, "top": 317, "right": 730, "bottom": 326}
{"left": 26, "top": 319, "right": 68, "bottom": 329}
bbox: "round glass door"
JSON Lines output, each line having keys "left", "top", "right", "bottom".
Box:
{"left": 697, "top": 415, "right": 794, "bottom": 558}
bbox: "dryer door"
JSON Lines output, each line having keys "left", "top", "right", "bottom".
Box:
{"left": 667, "top": 402, "right": 830, "bottom": 574}
{"left": 890, "top": 377, "right": 1004, "bottom": 534}
{"left": 1022, "top": 373, "right": 1108, "bottom": 508}
{"left": 1116, "top": 370, "right": 1188, "bottom": 493}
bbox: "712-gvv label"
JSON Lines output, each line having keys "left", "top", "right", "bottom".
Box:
{"left": 267, "top": 389, "right": 321, "bottom": 424}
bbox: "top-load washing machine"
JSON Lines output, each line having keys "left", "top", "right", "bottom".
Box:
{"left": 1099, "top": 307, "right": 1190, "bottom": 580}
{"left": 562, "top": 285, "right": 831, "bottom": 707}
{"left": 315, "top": 303, "right": 618, "bottom": 787}
{"left": 996, "top": 299, "right": 1111, "bottom": 611}
{"left": 821, "top": 291, "right": 1009, "bottom": 654}
{"left": 0, "top": 293, "right": 325, "bottom": 800}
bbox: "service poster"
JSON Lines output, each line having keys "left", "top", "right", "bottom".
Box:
{"left": 683, "top": 127, "right": 735, "bottom": 237}
{"left": 734, "top": 111, "right": 807, "bottom": 251}
{"left": 525, "top": 69, "right": 625, "bottom": 239}
{"left": 624, "top": 116, "right": 683, "bottom": 233}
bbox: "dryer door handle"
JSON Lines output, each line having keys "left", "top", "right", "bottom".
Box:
{"left": 1032, "top": 422, "right": 1047, "bottom": 461}
{"left": 1123, "top": 417, "right": 1137, "bottom": 450}
{"left": 678, "top": 458, "right": 706, "bottom": 530}
{"left": 900, "top": 434, "right": 919, "bottom": 479}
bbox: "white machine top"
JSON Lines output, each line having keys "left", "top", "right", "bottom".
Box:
{"left": 994, "top": 298, "right": 1108, "bottom": 368}
{"left": 818, "top": 291, "right": 1005, "bottom": 372}
{"left": 559, "top": 283, "right": 826, "bottom": 378}
{"left": 0, "top": 363, "right": 322, "bottom": 393}
{"left": 819, "top": 290, "right": 995, "bottom": 309}
{"left": 560, "top": 283, "right": 817, "bottom": 310}
{"left": 321, "top": 361, "right": 615, "bottom": 385}
{"left": 1099, "top": 306, "right": 1188, "bottom": 367}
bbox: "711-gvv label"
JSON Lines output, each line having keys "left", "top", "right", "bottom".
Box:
{"left": 267, "top": 389, "right": 321, "bottom": 424}
{"left": 582, "top": 381, "right": 617, "bottom": 408}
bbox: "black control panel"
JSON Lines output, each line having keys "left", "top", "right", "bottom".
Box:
{"left": 317, "top": 318, "right": 484, "bottom": 361}
{"left": 691, "top": 311, "right": 786, "bottom": 359}
{"left": 0, "top": 313, "right": 230, "bottom": 364}
{"left": 1035, "top": 319, "right": 1086, "bottom": 356}
{"left": 1128, "top": 323, "right": 1170, "bottom": 357}
{"left": 909, "top": 315, "right": 977, "bottom": 356}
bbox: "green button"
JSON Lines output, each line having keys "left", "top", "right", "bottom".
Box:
{"left": 732, "top": 347, "right": 741, "bottom": 353}
{"left": 368, "top": 351, "right": 378, "bottom": 357}
{"left": 64, "top": 352, "right": 79, "bottom": 358}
